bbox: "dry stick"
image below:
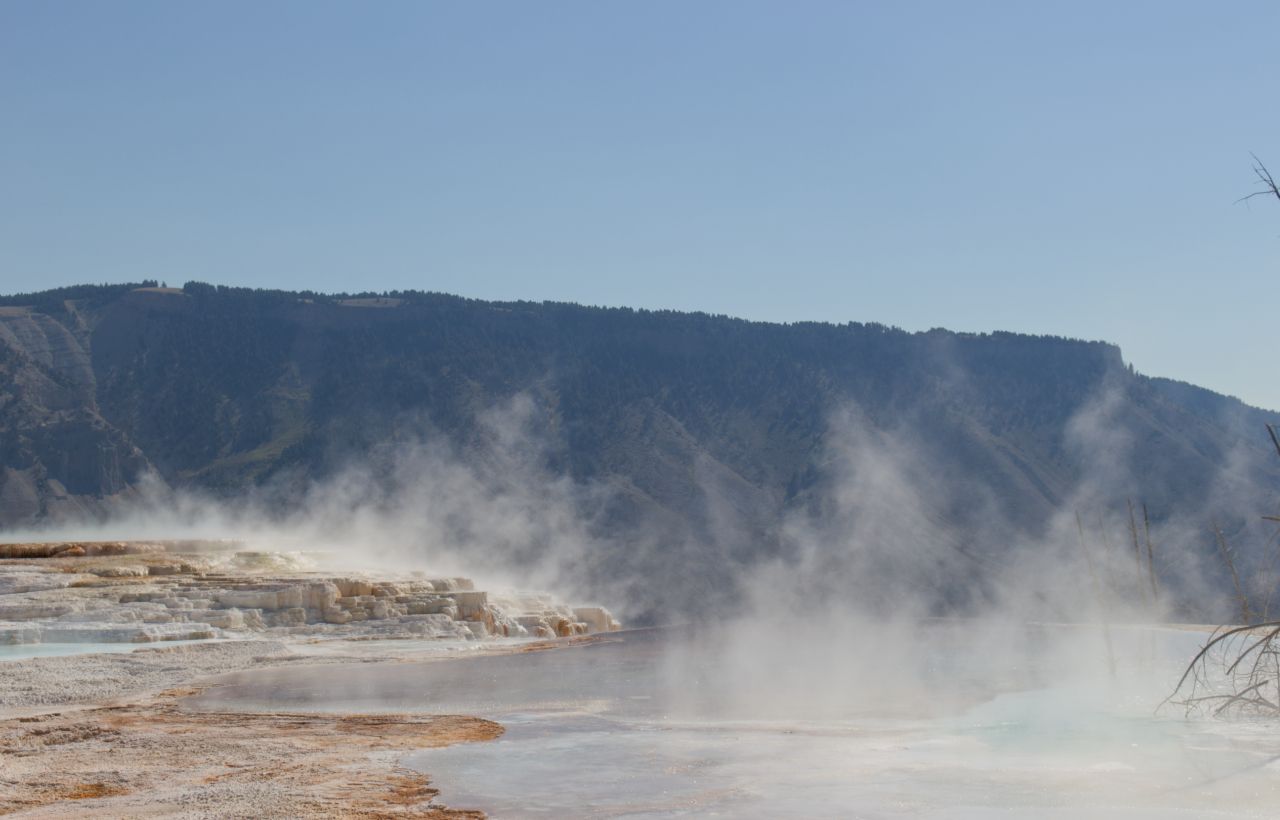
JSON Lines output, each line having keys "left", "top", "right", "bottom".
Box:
{"left": 1097, "top": 512, "right": 1120, "bottom": 593}
{"left": 1213, "top": 685, "right": 1279, "bottom": 717}
{"left": 1247, "top": 520, "right": 1280, "bottom": 622}
{"left": 1262, "top": 524, "right": 1280, "bottom": 621}
{"left": 1176, "top": 693, "right": 1240, "bottom": 707}
{"left": 1076, "top": 510, "right": 1117, "bottom": 679}
{"left": 1158, "top": 620, "right": 1280, "bottom": 713}
{"left": 1100, "top": 509, "right": 1146, "bottom": 669}
{"left": 1127, "top": 499, "right": 1148, "bottom": 606}
{"left": 1142, "top": 503, "right": 1159, "bottom": 602}
{"left": 1244, "top": 633, "right": 1280, "bottom": 691}
{"left": 1175, "top": 692, "right": 1279, "bottom": 717}
{"left": 1212, "top": 679, "right": 1272, "bottom": 715}
{"left": 1213, "top": 519, "right": 1253, "bottom": 624}
{"left": 1273, "top": 645, "right": 1280, "bottom": 711}
{"left": 1262, "top": 425, "right": 1280, "bottom": 619}
{"left": 1124, "top": 501, "right": 1158, "bottom": 666}
{"left": 1224, "top": 625, "right": 1280, "bottom": 677}
{"left": 1239, "top": 155, "right": 1280, "bottom": 207}
{"left": 1094, "top": 513, "right": 1123, "bottom": 619}
{"left": 1266, "top": 423, "right": 1280, "bottom": 459}
{"left": 1168, "top": 424, "right": 1280, "bottom": 716}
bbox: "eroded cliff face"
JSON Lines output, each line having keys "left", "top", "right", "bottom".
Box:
{"left": 0, "top": 305, "right": 154, "bottom": 526}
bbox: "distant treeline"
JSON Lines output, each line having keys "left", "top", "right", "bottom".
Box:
{"left": 1, "top": 280, "right": 1118, "bottom": 350}
{"left": 0, "top": 282, "right": 157, "bottom": 312}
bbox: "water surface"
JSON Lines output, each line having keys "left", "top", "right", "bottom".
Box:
{"left": 0, "top": 638, "right": 221, "bottom": 662}
{"left": 189, "top": 625, "right": 1280, "bottom": 818}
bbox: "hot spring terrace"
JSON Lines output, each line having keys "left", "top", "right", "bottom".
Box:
{"left": 0, "top": 540, "right": 620, "bottom": 648}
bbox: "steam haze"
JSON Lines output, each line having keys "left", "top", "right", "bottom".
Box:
{"left": 13, "top": 374, "right": 1273, "bottom": 632}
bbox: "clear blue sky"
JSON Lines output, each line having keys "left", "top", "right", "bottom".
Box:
{"left": 3, "top": 2, "right": 1279, "bottom": 407}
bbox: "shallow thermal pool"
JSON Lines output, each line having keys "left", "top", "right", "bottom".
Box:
{"left": 0, "top": 636, "right": 496, "bottom": 663}
{"left": 0, "top": 638, "right": 222, "bottom": 662}
{"left": 189, "top": 624, "right": 1280, "bottom": 818}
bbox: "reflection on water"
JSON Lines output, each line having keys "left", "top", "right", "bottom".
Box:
{"left": 189, "top": 625, "right": 1280, "bottom": 818}
{"left": 188, "top": 623, "right": 1112, "bottom": 719}
{"left": 404, "top": 711, "right": 1279, "bottom": 819}
{"left": 191, "top": 628, "right": 673, "bottom": 717}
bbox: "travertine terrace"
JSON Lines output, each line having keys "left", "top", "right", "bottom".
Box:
{"left": 0, "top": 540, "right": 620, "bottom": 647}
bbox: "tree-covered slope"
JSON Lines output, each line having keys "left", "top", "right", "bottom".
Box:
{"left": 1, "top": 282, "right": 1276, "bottom": 616}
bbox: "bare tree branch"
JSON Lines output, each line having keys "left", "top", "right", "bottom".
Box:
{"left": 1237, "top": 153, "right": 1280, "bottom": 206}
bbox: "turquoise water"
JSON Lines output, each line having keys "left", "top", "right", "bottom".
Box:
{"left": 188, "top": 625, "right": 1280, "bottom": 818}
{"left": 404, "top": 709, "right": 1280, "bottom": 819}
{"left": 0, "top": 638, "right": 220, "bottom": 662}
{"left": 395, "top": 630, "right": 1280, "bottom": 819}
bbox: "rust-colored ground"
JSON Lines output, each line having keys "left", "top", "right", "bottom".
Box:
{"left": 0, "top": 687, "right": 499, "bottom": 818}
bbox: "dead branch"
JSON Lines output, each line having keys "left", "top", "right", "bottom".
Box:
{"left": 1238, "top": 154, "right": 1280, "bottom": 207}
{"left": 1127, "top": 499, "right": 1147, "bottom": 605}
{"left": 1162, "top": 621, "right": 1280, "bottom": 718}
{"left": 1213, "top": 519, "right": 1253, "bottom": 624}
{"left": 1142, "top": 503, "right": 1158, "bottom": 601}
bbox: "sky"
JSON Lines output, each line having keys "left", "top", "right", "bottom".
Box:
{"left": 2, "top": 1, "right": 1279, "bottom": 407}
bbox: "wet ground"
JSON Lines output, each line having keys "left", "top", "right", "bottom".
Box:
{"left": 188, "top": 625, "right": 1280, "bottom": 818}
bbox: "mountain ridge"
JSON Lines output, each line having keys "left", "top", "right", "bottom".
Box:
{"left": 1, "top": 281, "right": 1276, "bottom": 618}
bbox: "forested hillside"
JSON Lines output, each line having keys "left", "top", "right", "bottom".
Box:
{"left": 2, "top": 283, "right": 1277, "bottom": 617}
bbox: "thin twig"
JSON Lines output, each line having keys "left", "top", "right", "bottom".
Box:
{"left": 1214, "top": 518, "right": 1253, "bottom": 624}
{"left": 1127, "top": 499, "right": 1147, "bottom": 606}
{"left": 1225, "top": 626, "right": 1280, "bottom": 676}
{"left": 1158, "top": 622, "right": 1280, "bottom": 713}
{"left": 1142, "top": 503, "right": 1158, "bottom": 601}
{"left": 1237, "top": 154, "right": 1280, "bottom": 206}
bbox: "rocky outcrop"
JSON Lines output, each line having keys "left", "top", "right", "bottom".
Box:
{"left": 0, "top": 307, "right": 154, "bottom": 526}
{"left": 0, "top": 545, "right": 621, "bottom": 646}
{"left": 0, "top": 307, "right": 96, "bottom": 405}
